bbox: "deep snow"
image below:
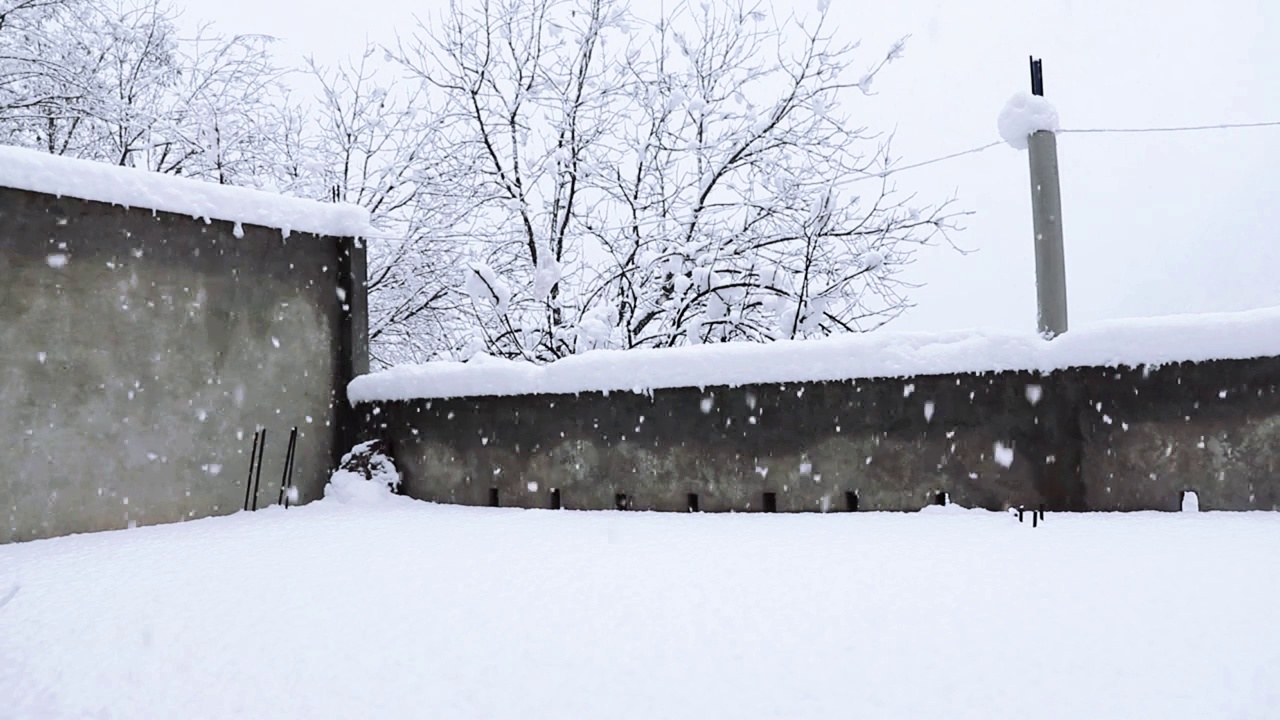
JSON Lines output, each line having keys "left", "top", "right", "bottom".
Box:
{"left": 0, "top": 145, "right": 371, "bottom": 238}
{"left": 349, "top": 304, "right": 1280, "bottom": 400}
{"left": 2, "top": 497, "right": 1278, "bottom": 719}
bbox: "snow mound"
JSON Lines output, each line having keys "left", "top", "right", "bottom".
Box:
{"left": 323, "top": 440, "right": 402, "bottom": 505}
{"left": 1182, "top": 491, "right": 1201, "bottom": 512}
{"left": 916, "top": 502, "right": 985, "bottom": 515}
{"left": 349, "top": 305, "right": 1280, "bottom": 401}
{"left": 0, "top": 145, "right": 371, "bottom": 238}
{"left": 998, "top": 91, "right": 1060, "bottom": 150}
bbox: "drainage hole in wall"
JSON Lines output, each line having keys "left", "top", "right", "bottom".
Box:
{"left": 687, "top": 493, "right": 700, "bottom": 513}
{"left": 845, "top": 491, "right": 859, "bottom": 512}
{"left": 934, "top": 491, "right": 948, "bottom": 506}
{"left": 550, "top": 488, "right": 561, "bottom": 510}
{"left": 615, "top": 493, "right": 630, "bottom": 511}
{"left": 488, "top": 487, "right": 500, "bottom": 507}
{"left": 763, "top": 492, "right": 778, "bottom": 513}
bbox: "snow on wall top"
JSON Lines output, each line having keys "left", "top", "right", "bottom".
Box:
{"left": 349, "top": 306, "right": 1280, "bottom": 402}
{"left": 0, "top": 145, "right": 371, "bottom": 237}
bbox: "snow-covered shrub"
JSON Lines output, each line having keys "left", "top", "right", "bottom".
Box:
{"left": 324, "top": 440, "right": 402, "bottom": 505}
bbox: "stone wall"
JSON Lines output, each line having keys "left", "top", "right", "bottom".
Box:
{"left": 0, "top": 186, "right": 366, "bottom": 543}
{"left": 356, "top": 356, "right": 1280, "bottom": 512}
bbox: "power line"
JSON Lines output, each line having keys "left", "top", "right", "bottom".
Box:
{"left": 357, "top": 118, "right": 1280, "bottom": 246}
{"left": 851, "top": 141, "right": 1002, "bottom": 181}
{"left": 1061, "top": 120, "right": 1280, "bottom": 134}
{"left": 360, "top": 141, "right": 1004, "bottom": 245}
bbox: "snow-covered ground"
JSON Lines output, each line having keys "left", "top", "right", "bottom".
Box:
{"left": 3, "top": 496, "right": 1279, "bottom": 719}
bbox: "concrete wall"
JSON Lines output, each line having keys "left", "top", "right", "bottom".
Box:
{"left": 357, "top": 356, "right": 1280, "bottom": 512}
{"left": 0, "top": 186, "right": 365, "bottom": 543}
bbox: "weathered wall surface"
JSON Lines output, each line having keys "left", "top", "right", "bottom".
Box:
{"left": 358, "top": 356, "right": 1280, "bottom": 512}
{"left": 1074, "top": 359, "right": 1280, "bottom": 511}
{"left": 0, "top": 187, "right": 362, "bottom": 543}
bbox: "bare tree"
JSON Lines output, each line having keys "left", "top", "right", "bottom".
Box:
{"left": 1, "top": 0, "right": 185, "bottom": 165}
{"left": 0, "top": 0, "right": 291, "bottom": 184}
{"left": 393, "top": 0, "right": 962, "bottom": 361}
{"left": 599, "top": 1, "right": 958, "bottom": 347}
{"left": 161, "top": 28, "right": 291, "bottom": 185}
{"left": 0, "top": 0, "right": 104, "bottom": 153}
{"left": 4, "top": 0, "right": 964, "bottom": 367}
{"left": 303, "top": 45, "right": 473, "bottom": 367}
{"left": 393, "top": 0, "right": 631, "bottom": 361}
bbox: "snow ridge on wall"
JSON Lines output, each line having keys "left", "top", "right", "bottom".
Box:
{"left": 0, "top": 145, "right": 370, "bottom": 238}
{"left": 349, "top": 306, "right": 1280, "bottom": 401}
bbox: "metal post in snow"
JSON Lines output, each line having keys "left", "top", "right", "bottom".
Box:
{"left": 1028, "top": 56, "right": 1069, "bottom": 337}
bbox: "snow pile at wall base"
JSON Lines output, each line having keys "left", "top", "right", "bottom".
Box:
{"left": 350, "top": 305, "right": 1280, "bottom": 401}
{"left": 323, "top": 440, "right": 402, "bottom": 505}
{"left": 0, "top": 145, "right": 371, "bottom": 238}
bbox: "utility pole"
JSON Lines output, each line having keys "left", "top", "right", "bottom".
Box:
{"left": 1028, "top": 57, "right": 1068, "bottom": 337}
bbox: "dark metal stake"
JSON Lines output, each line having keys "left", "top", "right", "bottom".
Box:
{"left": 243, "top": 430, "right": 261, "bottom": 512}
{"left": 278, "top": 426, "right": 298, "bottom": 508}
{"left": 251, "top": 428, "right": 267, "bottom": 511}
{"left": 286, "top": 427, "right": 298, "bottom": 507}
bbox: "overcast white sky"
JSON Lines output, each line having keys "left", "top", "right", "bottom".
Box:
{"left": 180, "top": 0, "right": 1280, "bottom": 334}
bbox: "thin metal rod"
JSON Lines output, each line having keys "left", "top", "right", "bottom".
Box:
{"left": 243, "top": 430, "right": 261, "bottom": 512}
{"left": 285, "top": 427, "right": 298, "bottom": 508}
{"left": 279, "top": 427, "right": 298, "bottom": 508}
{"left": 251, "top": 429, "right": 267, "bottom": 511}
{"left": 278, "top": 429, "right": 291, "bottom": 507}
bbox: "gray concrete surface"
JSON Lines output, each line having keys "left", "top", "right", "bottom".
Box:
{"left": 1076, "top": 359, "right": 1280, "bottom": 511}
{"left": 1029, "top": 130, "right": 1069, "bottom": 337}
{"left": 359, "top": 357, "right": 1280, "bottom": 513}
{"left": 0, "top": 187, "right": 360, "bottom": 543}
